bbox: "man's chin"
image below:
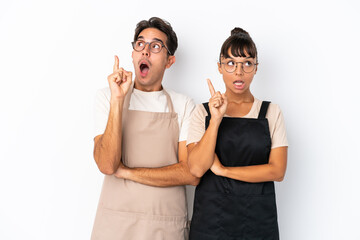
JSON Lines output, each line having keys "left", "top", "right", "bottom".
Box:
{"left": 134, "top": 77, "right": 160, "bottom": 91}
{"left": 135, "top": 76, "right": 151, "bottom": 85}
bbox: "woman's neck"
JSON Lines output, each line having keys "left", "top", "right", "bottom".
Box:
{"left": 224, "top": 89, "right": 255, "bottom": 117}
{"left": 225, "top": 89, "right": 254, "bottom": 104}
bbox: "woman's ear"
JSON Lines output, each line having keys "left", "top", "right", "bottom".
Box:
{"left": 254, "top": 62, "right": 259, "bottom": 75}
{"left": 217, "top": 62, "right": 223, "bottom": 74}
{"left": 165, "top": 55, "right": 176, "bottom": 69}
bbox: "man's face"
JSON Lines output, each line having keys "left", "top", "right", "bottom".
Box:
{"left": 132, "top": 28, "right": 175, "bottom": 91}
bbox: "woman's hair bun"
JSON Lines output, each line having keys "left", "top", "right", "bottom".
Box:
{"left": 231, "top": 27, "right": 249, "bottom": 37}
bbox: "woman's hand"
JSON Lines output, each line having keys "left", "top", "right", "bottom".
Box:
{"left": 210, "top": 154, "right": 225, "bottom": 176}
{"left": 207, "top": 79, "right": 228, "bottom": 123}
{"left": 108, "top": 55, "right": 132, "bottom": 102}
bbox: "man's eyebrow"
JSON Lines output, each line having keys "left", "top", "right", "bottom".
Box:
{"left": 153, "top": 38, "right": 165, "bottom": 44}
{"left": 137, "top": 36, "right": 165, "bottom": 44}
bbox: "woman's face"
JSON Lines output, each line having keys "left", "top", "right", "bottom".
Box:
{"left": 218, "top": 49, "right": 257, "bottom": 96}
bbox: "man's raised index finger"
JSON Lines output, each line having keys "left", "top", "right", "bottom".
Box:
{"left": 113, "top": 55, "right": 119, "bottom": 72}
{"left": 207, "top": 78, "right": 216, "bottom": 96}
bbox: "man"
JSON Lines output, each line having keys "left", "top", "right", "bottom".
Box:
{"left": 91, "top": 17, "right": 199, "bottom": 240}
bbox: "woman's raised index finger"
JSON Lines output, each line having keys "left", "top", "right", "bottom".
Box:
{"left": 113, "top": 55, "right": 119, "bottom": 72}
{"left": 207, "top": 78, "right": 216, "bottom": 96}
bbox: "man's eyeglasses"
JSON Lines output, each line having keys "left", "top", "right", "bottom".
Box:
{"left": 221, "top": 60, "right": 258, "bottom": 73}
{"left": 131, "top": 40, "right": 171, "bottom": 55}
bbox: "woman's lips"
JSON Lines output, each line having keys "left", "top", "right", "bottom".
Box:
{"left": 233, "top": 80, "right": 245, "bottom": 90}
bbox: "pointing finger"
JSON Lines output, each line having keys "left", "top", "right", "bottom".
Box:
{"left": 207, "top": 78, "right": 216, "bottom": 97}
{"left": 113, "top": 55, "right": 119, "bottom": 72}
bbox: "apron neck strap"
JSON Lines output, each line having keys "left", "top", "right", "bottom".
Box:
{"left": 258, "top": 101, "right": 271, "bottom": 119}
{"left": 203, "top": 102, "right": 211, "bottom": 117}
{"left": 123, "top": 81, "right": 134, "bottom": 111}
{"left": 163, "top": 89, "right": 174, "bottom": 113}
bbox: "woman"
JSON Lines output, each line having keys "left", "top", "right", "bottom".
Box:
{"left": 187, "top": 28, "right": 288, "bottom": 239}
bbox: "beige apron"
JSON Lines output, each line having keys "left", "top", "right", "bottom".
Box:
{"left": 91, "top": 84, "right": 188, "bottom": 240}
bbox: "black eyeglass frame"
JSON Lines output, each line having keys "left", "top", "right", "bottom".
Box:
{"left": 220, "top": 60, "right": 258, "bottom": 73}
{"left": 131, "top": 40, "right": 171, "bottom": 55}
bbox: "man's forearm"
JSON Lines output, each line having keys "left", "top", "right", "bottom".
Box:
{"left": 94, "top": 99, "right": 124, "bottom": 174}
{"left": 116, "top": 161, "right": 200, "bottom": 187}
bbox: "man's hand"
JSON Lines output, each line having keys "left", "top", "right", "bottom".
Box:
{"left": 207, "top": 79, "right": 228, "bottom": 123}
{"left": 114, "top": 160, "right": 130, "bottom": 179}
{"left": 108, "top": 55, "right": 132, "bottom": 101}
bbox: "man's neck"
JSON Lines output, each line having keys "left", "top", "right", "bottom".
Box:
{"left": 134, "top": 80, "right": 163, "bottom": 92}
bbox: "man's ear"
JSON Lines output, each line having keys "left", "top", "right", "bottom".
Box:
{"left": 165, "top": 55, "right": 176, "bottom": 69}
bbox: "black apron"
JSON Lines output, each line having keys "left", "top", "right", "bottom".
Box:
{"left": 189, "top": 101, "right": 279, "bottom": 240}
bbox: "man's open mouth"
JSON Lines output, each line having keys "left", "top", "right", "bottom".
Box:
{"left": 139, "top": 61, "right": 150, "bottom": 76}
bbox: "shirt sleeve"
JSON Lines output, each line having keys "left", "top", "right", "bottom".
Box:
{"left": 186, "top": 104, "right": 208, "bottom": 146}
{"left": 178, "top": 97, "right": 196, "bottom": 142}
{"left": 94, "top": 88, "right": 110, "bottom": 138}
{"left": 267, "top": 104, "right": 288, "bottom": 149}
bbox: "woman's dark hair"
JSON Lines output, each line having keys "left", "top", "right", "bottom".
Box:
{"left": 219, "top": 27, "right": 258, "bottom": 63}
{"left": 134, "top": 17, "right": 178, "bottom": 56}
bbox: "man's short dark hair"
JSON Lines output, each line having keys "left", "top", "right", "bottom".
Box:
{"left": 134, "top": 17, "right": 178, "bottom": 56}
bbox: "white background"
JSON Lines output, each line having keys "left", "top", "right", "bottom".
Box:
{"left": 1, "top": 0, "right": 359, "bottom": 239}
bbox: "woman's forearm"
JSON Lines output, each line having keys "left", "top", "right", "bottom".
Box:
{"left": 213, "top": 147, "right": 288, "bottom": 183}
{"left": 188, "top": 119, "right": 221, "bottom": 178}
{"left": 220, "top": 164, "right": 285, "bottom": 183}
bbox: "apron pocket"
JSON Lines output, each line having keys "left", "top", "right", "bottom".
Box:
{"left": 189, "top": 228, "right": 219, "bottom": 240}
{"left": 220, "top": 194, "right": 247, "bottom": 237}
{"left": 93, "top": 208, "right": 187, "bottom": 240}
{"left": 244, "top": 193, "right": 279, "bottom": 239}
{"left": 190, "top": 190, "right": 222, "bottom": 237}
